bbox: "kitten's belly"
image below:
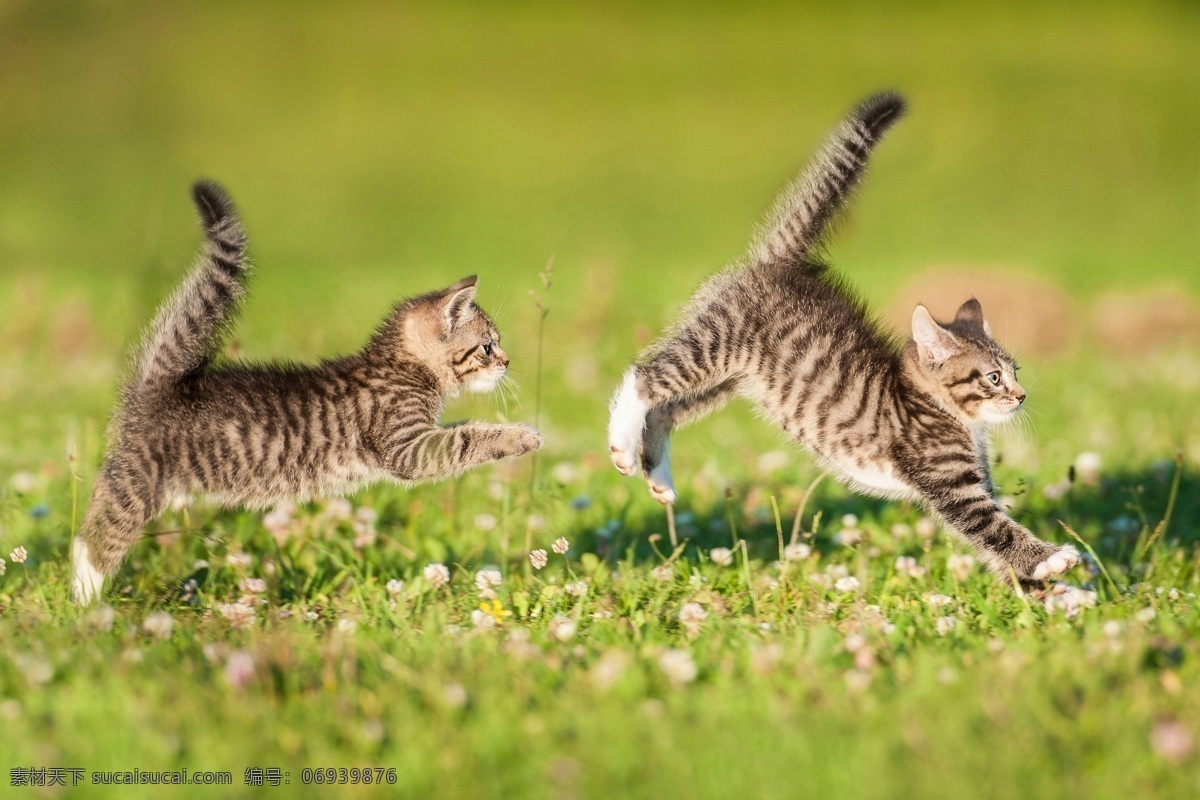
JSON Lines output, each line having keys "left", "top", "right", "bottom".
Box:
{"left": 192, "top": 458, "right": 375, "bottom": 509}
{"left": 827, "top": 456, "right": 916, "bottom": 500}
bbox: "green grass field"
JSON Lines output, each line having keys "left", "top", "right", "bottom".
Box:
{"left": 1, "top": 1, "right": 1198, "bottom": 797}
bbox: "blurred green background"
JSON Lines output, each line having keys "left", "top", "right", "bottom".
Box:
{"left": 2, "top": 0, "right": 1197, "bottom": 463}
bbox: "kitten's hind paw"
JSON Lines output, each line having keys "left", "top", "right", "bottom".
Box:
{"left": 647, "top": 461, "right": 676, "bottom": 505}
{"left": 1030, "top": 544, "right": 1080, "bottom": 581}
{"left": 610, "top": 445, "right": 638, "bottom": 476}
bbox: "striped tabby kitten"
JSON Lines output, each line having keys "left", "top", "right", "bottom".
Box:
{"left": 72, "top": 181, "right": 541, "bottom": 604}
{"left": 608, "top": 92, "right": 1078, "bottom": 588}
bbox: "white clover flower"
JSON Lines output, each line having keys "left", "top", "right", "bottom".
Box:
{"left": 890, "top": 523, "right": 912, "bottom": 540}
{"left": 591, "top": 650, "right": 629, "bottom": 689}
{"left": 783, "top": 542, "right": 811, "bottom": 562}
{"left": 915, "top": 517, "right": 936, "bottom": 540}
{"left": 528, "top": 514, "right": 547, "bottom": 532}
{"left": 659, "top": 648, "right": 698, "bottom": 685}
{"left": 843, "top": 633, "right": 867, "bottom": 654}
{"left": 935, "top": 616, "right": 957, "bottom": 635}
{"left": 853, "top": 647, "right": 876, "bottom": 672}
{"left": 1150, "top": 720, "right": 1194, "bottom": 764}
{"left": 947, "top": 553, "right": 976, "bottom": 582}
{"left": 529, "top": 550, "right": 548, "bottom": 570}
{"left": 262, "top": 505, "right": 293, "bottom": 534}
{"left": 652, "top": 564, "right": 674, "bottom": 582}
{"left": 424, "top": 563, "right": 451, "bottom": 588}
{"left": 0, "top": 558, "right": 5, "bottom": 576}
{"left": 835, "top": 527, "right": 863, "bottom": 547}
{"left": 834, "top": 576, "right": 860, "bottom": 593}
{"left": 841, "top": 514, "right": 858, "bottom": 528}
{"left": 1074, "top": 452, "right": 1102, "bottom": 486}
{"left": 86, "top": 604, "right": 115, "bottom": 632}
{"left": 336, "top": 618, "right": 357, "bottom": 634}
{"left": 548, "top": 615, "right": 576, "bottom": 642}
{"left": 386, "top": 579, "right": 406, "bottom": 597}
{"left": 1102, "top": 620, "right": 1122, "bottom": 638}
{"left": 9, "top": 546, "right": 28, "bottom": 564}
{"left": 217, "top": 602, "right": 257, "bottom": 629}
{"left": 474, "top": 513, "right": 497, "bottom": 531}
{"left": 323, "top": 497, "right": 353, "bottom": 520}
{"left": 1043, "top": 585, "right": 1097, "bottom": 619}
{"left": 142, "top": 611, "right": 174, "bottom": 640}
{"left": 756, "top": 450, "right": 789, "bottom": 473}
{"left": 352, "top": 527, "right": 376, "bottom": 549}
{"left": 678, "top": 602, "right": 707, "bottom": 637}
{"left": 474, "top": 569, "right": 502, "bottom": 593}
{"left": 1135, "top": 606, "right": 1156, "bottom": 623}
{"left": 709, "top": 547, "right": 734, "bottom": 567}
{"left": 9, "top": 472, "right": 37, "bottom": 494}
{"left": 552, "top": 537, "right": 570, "bottom": 555}
{"left": 443, "top": 684, "right": 468, "bottom": 708}
{"left": 224, "top": 651, "right": 255, "bottom": 689}
{"left": 926, "top": 593, "right": 954, "bottom": 608}
{"left": 470, "top": 609, "right": 496, "bottom": 630}
{"left": 1043, "top": 480, "right": 1071, "bottom": 501}
{"left": 303, "top": 610, "right": 319, "bottom": 622}
{"left": 826, "top": 564, "right": 849, "bottom": 579}
{"left": 894, "top": 556, "right": 918, "bottom": 576}
{"left": 226, "top": 551, "right": 253, "bottom": 569}
{"left": 355, "top": 507, "right": 377, "bottom": 525}
{"left": 240, "top": 578, "right": 267, "bottom": 594}
{"left": 565, "top": 580, "right": 588, "bottom": 597}
{"left": 551, "top": 462, "right": 580, "bottom": 484}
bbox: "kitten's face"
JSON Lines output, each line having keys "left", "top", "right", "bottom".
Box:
{"left": 907, "top": 299, "right": 1025, "bottom": 427}
{"left": 404, "top": 276, "right": 509, "bottom": 393}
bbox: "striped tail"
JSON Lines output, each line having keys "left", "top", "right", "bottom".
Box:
{"left": 131, "top": 180, "right": 250, "bottom": 389}
{"left": 755, "top": 91, "right": 906, "bottom": 265}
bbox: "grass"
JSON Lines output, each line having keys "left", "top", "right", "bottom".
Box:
{"left": 1, "top": 1, "right": 1199, "bottom": 797}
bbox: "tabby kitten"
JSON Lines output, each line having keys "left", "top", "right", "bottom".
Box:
{"left": 72, "top": 181, "right": 541, "bottom": 604}
{"left": 608, "top": 92, "right": 1078, "bottom": 588}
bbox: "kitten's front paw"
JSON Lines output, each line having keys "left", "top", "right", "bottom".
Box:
{"left": 1030, "top": 544, "right": 1080, "bottom": 581}
{"left": 505, "top": 424, "right": 543, "bottom": 457}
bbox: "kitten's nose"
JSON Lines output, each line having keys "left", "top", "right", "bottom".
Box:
{"left": 1015, "top": 392, "right": 1026, "bottom": 404}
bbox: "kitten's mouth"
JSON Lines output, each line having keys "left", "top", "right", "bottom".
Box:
{"left": 467, "top": 368, "right": 506, "bottom": 394}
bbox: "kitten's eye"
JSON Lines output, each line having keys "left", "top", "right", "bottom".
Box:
{"left": 482, "top": 342, "right": 493, "bottom": 357}
{"left": 986, "top": 371, "right": 1002, "bottom": 385}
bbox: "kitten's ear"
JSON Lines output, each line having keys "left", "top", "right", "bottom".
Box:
{"left": 912, "top": 305, "right": 958, "bottom": 365}
{"left": 954, "top": 298, "right": 990, "bottom": 335}
{"left": 440, "top": 276, "right": 478, "bottom": 331}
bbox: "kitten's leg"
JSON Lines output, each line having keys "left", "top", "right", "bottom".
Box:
{"left": 380, "top": 422, "right": 542, "bottom": 481}
{"left": 901, "top": 455, "right": 1078, "bottom": 585}
{"left": 72, "top": 466, "right": 167, "bottom": 605}
{"left": 640, "top": 379, "right": 739, "bottom": 504}
{"left": 609, "top": 326, "right": 737, "bottom": 476}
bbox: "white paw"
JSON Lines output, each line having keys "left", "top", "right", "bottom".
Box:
{"left": 647, "top": 459, "right": 676, "bottom": 505}
{"left": 610, "top": 446, "right": 637, "bottom": 476}
{"left": 1031, "top": 544, "right": 1080, "bottom": 581}
{"left": 71, "top": 537, "right": 105, "bottom": 606}
{"left": 608, "top": 368, "right": 647, "bottom": 477}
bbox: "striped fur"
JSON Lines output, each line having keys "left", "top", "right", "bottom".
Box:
{"left": 72, "top": 182, "right": 540, "bottom": 604}
{"left": 609, "top": 93, "right": 1078, "bottom": 588}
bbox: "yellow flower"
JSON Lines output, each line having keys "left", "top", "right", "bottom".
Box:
{"left": 478, "top": 598, "right": 512, "bottom": 625}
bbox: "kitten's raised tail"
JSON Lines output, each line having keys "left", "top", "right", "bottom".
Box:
{"left": 755, "top": 91, "right": 906, "bottom": 265}
{"left": 131, "top": 180, "right": 250, "bottom": 389}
